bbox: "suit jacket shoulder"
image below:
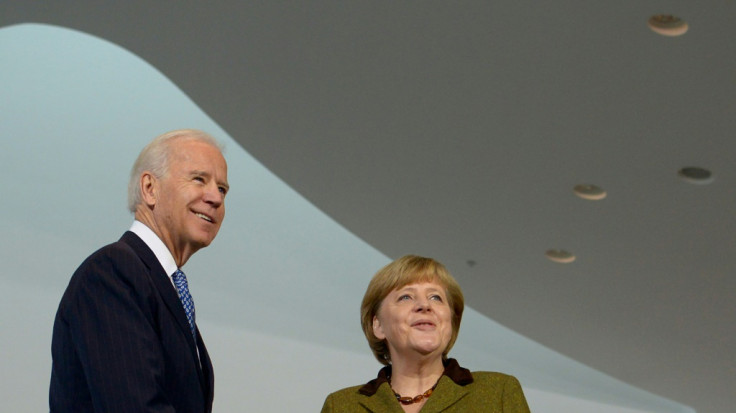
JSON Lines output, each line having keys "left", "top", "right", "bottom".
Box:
{"left": 60, "top": 233, "right": 153, "bottom": 300}
{"left": 50, "top": 232, "right": 214, "bottom": 413}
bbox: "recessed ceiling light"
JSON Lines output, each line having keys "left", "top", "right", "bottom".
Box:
{"left": 678, "top": 167, "right": 714, "bottom": 184}
{"left": 545, "top": 249, "right": 576, "bottom": 264}
{"left": 648, "top": 15, "right": 688, "bottom": 37}
{"left": 573, "top": 184, "right": 607, "bottom": 200}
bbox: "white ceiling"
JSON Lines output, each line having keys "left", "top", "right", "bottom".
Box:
{"left": 2, "top": 2, "right": 734, "bottom": 413}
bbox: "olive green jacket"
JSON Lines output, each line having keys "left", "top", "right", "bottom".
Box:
{"left": 321, "top": 369, "right": 531, "bottom": 413}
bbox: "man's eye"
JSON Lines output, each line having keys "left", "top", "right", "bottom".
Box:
{"left": 193, "top": 176, "right": 205, "bottom": 183}
{"left": 218, "top": 187, "right": 228, "bottom": 195}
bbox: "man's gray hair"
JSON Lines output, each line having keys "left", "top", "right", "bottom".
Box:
{"left": 127, "top": 129, "right": 224, "bottom": 213}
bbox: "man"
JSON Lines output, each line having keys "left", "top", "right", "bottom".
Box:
{"left": 50, "top": 129, "right": 229, "bottom": 413}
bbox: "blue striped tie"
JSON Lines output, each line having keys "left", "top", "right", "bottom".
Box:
{"left": 172, "top": 269, "right": 196, "bottom": 338}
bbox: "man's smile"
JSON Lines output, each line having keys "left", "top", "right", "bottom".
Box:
{"left": 194, "top": 211, "right": 214, "bottom": 223}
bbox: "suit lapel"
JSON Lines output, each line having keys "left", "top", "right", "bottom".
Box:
{"left": 419, "top": 376, "right": 470, "bottom": 413}
{"left": 196, "top": 327, "right": 215, "bottom": 408}
{"left": 121, "top": 232, "right": 207, "bottom": 385}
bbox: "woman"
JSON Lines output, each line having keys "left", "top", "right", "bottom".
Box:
{"left": 321, "top": 255, "right": 531, "bottom": 412}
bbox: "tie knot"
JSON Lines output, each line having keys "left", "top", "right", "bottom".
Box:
{"left": 172, "top": 269, "right": 188, "bottom": 286}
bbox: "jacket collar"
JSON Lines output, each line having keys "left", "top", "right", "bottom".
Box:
{"left": 358, "top": 358, "right": 473, "bottom": 396}
{"left": 121, "top": 231, "right": 194, "bottom": 342}
{"left": 356, "top": 359, "right": 474, "bottom": 413}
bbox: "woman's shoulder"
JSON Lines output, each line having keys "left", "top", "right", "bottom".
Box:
{"left": 467, "top": 371, "right": 523, "bottom": 389}
{"left": 464, "top": 371, "right": 530, "bottom": 412}
{"left": 442, "top": 359, "right": 522, "bottom": 391}
{"left": 323, "top": 383, "right": 371, "bottom": 404}
{"left": 325, "top": 383, "right": 365, "bottom": 398}
{"left": 470, "top": 370, "right": 518, "bottom": 380}
{"left": 321, "top": 384, "right": 372, "bottom": 413}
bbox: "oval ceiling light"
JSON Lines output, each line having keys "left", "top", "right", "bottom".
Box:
{"left": 678, "top": 166, "right": 714, "bottom": 184}
{"left": 648, "top": 15, "right": 688, "bottom": 37}
{"left": 545, "top": 249, "right": 576, "bottom": 264}
{"left": 573, "top": 184, "right": 607, "bottom": 200}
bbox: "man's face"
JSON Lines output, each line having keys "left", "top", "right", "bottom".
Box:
{"left": 153, "top": 139, "right": 228, "bottom": 259}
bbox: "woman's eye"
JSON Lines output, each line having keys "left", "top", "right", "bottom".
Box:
{"left": 430, "top": 295, "right": 443, "bottom": 302}
{"left": 398, "top": 294, "right": 411, "bottom": 301}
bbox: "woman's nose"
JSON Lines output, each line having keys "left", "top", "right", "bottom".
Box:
{"left": 414, "top": 298, "right": 432, "bottom": 312}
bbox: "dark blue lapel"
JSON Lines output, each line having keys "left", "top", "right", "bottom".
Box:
{"left": 120, "top": 231, "right": 209, "bottom": 391}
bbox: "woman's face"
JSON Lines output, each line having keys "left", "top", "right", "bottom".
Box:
{"left": 373, "top": 281, "right": 453, "bottom": 362}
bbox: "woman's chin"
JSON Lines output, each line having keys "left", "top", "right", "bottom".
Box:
{"left": 409, "top": 342, "right": 444, "bottom": 358}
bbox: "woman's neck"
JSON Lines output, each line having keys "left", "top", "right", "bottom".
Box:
{"left": 389, "top": 357, "right": 445, "bottom": 397}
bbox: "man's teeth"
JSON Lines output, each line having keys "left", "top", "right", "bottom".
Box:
{"left": 195, "top": 213, "right": 212, "bottom": 222}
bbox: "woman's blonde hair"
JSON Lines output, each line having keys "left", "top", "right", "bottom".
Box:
{"left": 360, "top": 255, "right": 464, "bottom": 365}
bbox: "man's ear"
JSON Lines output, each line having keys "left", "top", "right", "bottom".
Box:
{"left": 373, "top": 315, "right": 385, "bottom": 340}
{"left": 140, "top": 172, "right": 157, "bottom": 207}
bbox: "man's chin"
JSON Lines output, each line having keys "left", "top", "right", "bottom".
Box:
{"left": 193, "top": 227, "right": 220, "bottom": 246}
{"left": 186, "top": 237, "right": 214, "bottom": 252}
{"left": 195, "top": 238, "right": 215, "bottom": 248}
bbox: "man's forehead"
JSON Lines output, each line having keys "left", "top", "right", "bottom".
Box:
{"left": 172, "top": 144, "right": 225, "bottom": 164}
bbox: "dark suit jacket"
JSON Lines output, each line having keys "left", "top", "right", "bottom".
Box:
{"left": 50, "top": 231, "right": 214, "bottom": 413}
{"left": 321, "top": 360, "right": 530, "bottom": 413}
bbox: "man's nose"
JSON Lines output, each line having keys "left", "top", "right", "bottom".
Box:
{"left": 203, "top": 183, "right": 224, "bottom": 206}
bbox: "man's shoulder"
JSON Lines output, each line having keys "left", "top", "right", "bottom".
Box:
{"left": 82, "top": 233, "right": 142, "bottom": 264}
{"left": 57, "top": 233, "right": 157, "bottom": 314}
{"left": 70, "top": 233, "right": 151, "bottom": 282}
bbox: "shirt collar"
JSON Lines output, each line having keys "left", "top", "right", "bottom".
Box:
{"left": 129, "top": 220, "right": 178, "bottom": 277}
{"left": 358, "top": 358, "right": 474, "bottom": 396}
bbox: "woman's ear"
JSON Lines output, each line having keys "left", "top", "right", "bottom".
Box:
{"left": 372, "top": 315, "right": 385, "bottom": 340}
